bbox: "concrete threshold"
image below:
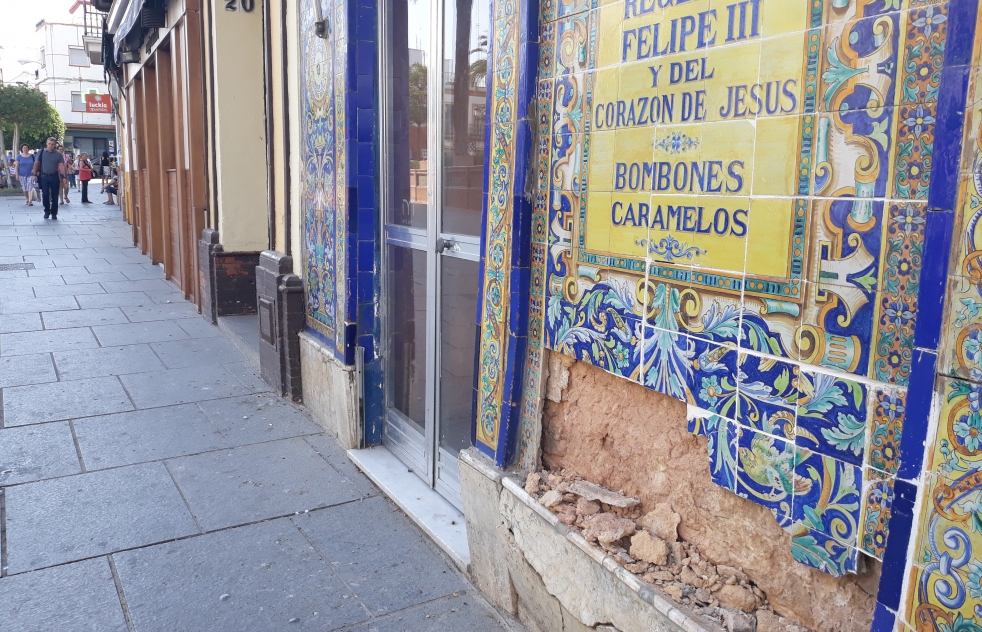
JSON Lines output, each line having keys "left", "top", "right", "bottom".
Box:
{"left": 217, "top": 314, "right": 260, "bottom": 368}
{"left": 347, "top": 446, "right": 471, "bottom": 572}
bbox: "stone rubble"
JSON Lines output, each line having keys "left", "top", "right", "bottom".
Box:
{"left": 527, "top": 468, "right": 816, "bottom": 632}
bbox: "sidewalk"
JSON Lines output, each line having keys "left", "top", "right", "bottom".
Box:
{"left": 0, "top": 187, "right": 514, "bottom": 631}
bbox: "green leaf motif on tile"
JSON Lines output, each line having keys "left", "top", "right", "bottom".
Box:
{"left": 870, "top": 119, "right": 890, "bottom": 150}
{"left": 822, "top": 42, "right": 865, "bottom": 109}
{"left": 822, "top": 413, "right": 866, "bottom": 456}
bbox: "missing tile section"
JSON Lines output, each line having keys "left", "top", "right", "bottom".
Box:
{"left": 0, "top": 263, "right": 36, "bottom": 271}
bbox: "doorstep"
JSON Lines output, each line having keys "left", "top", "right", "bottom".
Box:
{"left": 217, "top": 314, "right": 260, "bottom": 367}
{"left": 346, "top": 446, "right": 471, "bottom": 571}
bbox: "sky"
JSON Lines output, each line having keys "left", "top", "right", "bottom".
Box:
{"left": 0, "top": 0, "right": 78, "bottom": 83}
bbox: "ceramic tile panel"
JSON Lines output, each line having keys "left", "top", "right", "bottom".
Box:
{"left": 792, "top": 448, "right": 863, "bottom": 550}
{"left": 299, "top": 0, "right": 356, "bottom": 360}
{"left": 736, "top": 351, "right": 799, "bottom": 439}
{"left": 790, "top": 523, "right": 860, "bottom": 578}
{"left": 796, "top": 370, "right": 870, "bottom": 467}
{"left": 736, "top": 426, "right": 796, "bottom": 529}
{"left": 471, "top": 0, "right": 982, "bottom": 600}
{"left": 905, "top": 472, "right": 982, "bottom": 629}
{"left": 859, "top": 470, "right": 895, "bottom": 560}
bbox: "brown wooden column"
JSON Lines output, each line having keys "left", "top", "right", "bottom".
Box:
{"left": 140, "top": 61, "right": 165, "bottom": 263}
{"left": 128, "top": 78, "right": 144, "bottom": 250}
{"left": 155, "top": 43, "right": 179, "bottom": 287}
{"left": 184, "top": 0, "right": 209, "bottom": 307}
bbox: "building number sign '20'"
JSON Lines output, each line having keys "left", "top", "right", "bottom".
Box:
{"left": 225, "top": 0, "right": 255, "bottom": 12}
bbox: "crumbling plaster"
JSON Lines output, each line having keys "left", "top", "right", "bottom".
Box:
{"left": 540, "top": 352, "right": 878, "bottom": 632}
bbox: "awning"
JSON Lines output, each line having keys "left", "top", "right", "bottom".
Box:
{"left": 113, "top": 0, "right": 145, "bottom": 58}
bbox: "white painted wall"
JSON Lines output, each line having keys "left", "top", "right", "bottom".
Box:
{"left": 18, "top": 21, "right": 114, "bottom": 132}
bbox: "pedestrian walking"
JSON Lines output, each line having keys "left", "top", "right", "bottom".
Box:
{"left": 32, "top": 138, "right": 67, "bottom": 219}
{"left": 100, "top": 151, "right": 111, "bottom": 186}
{"left": 14, "top": 144, "right": 36, "bottom": 206}
{"left": 78, "top": 153, "right": 93, "bottom": 204}
{"left": 66, "top": 153, "right": 77, "bottom": 189}
{"left": 58, "top": 145, "right": 71, "bottom": 205}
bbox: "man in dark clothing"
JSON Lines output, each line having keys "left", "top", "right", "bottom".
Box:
{"left": 33, "top": 138, "right": 66, "bottom": 219}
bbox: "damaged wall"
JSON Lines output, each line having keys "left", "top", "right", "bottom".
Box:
{"left": 541, "top": 353, "right": 878, "bottom": 632}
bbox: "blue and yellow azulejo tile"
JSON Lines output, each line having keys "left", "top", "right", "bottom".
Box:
{"left": 796, "top": 370, "right": 870, "bottom": 467}
{"left": 736, "top": 352, "right": 799, "bottom": 439}
{"left": 736, "top": 427, "right": 798, "bottom": 529}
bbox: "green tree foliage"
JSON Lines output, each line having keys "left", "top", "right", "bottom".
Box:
{"left": 408, "top": 63, "right": 427, "bottom": 127}
{"left": 0, "top": 84, "right": 66, "bottom": 150}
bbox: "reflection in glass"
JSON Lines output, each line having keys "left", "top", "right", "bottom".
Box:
{"left": 441, "top": 0, "right": 489, "bottom": 236}
{"left": 439, "top": 256, "right": 479, "bottom": 455}
{"left": 386, "top": 246, "right": 428, "bottom": 432}
{"left": 385, "top": 0, "right": 429, "bottom": 229}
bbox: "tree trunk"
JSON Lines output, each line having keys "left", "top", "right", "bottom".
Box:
{"left": 13, "top": 122, "right": 20, "bottom": 155}
{"left": 451, "top": 0, "right": 473, "bottom": 159}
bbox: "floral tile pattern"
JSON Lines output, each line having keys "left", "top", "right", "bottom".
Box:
{"left": 796, "top": 371, "right": 870, "bottom": 467}
{"left": 528, "top": 0, "right": 947, "bottom": 581}
{"left": 859, "top": 471, "right": 895, "bottom": 560}
{"left": 867, "top": 389, "right": 906, "bottom": 476}
{"left": 790, "top": 524, "right": 860, "bottom": 578}
{"left": 736, "top": 427, "right": 796, "bottom": 529}
{"left": 489, "top": 0, "right": 977, "bottom": 601}
{"left": 737, "top": 352, "right": 799, "bottom": 439}
{"left": 792, "top": 449, "right": 863, "bottom": 548}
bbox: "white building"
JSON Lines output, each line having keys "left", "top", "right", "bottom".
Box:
{"left": 10, "top": 2, "right": 116, "bottom": 157}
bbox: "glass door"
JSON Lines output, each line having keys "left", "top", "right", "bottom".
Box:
{"left": 381, "top": 0, "right": 488, "bottom": 510}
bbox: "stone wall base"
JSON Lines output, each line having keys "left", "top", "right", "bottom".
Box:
{"left": 458, "top": 448, "right": 721, "bottom": 632}
{"left": 299, "top": 332, "right": 360, "bottom": 449}
{"left": 198, "top": 228, "right": 260, "bottom": 323}
{"left": 257, "top": 251, "right": 304, "bottom": 401}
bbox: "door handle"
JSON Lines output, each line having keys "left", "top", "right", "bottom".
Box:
{"left": 437, "top": 238, "right": 460, "bottom": 254}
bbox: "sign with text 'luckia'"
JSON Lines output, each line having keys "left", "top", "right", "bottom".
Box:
{"left": 579, "top": 0, "right": 815, "bottom": 300}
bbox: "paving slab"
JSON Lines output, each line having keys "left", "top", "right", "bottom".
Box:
{"left": 304, "top": 434, "right": 379, "bottom": 499}
{"left": 345, "top": 593, "right": 508, "bottom": 632}
{"left": 0, "top": 326, "right": 98, "bottom": 356}
{"left": 2, "top": 376, "right": 134, "bottom": 426}
{"left": 41, "top": 307, "right": 128, "bottom": 330}
{"left": 4, "top": 461, "right": 199, "bottom": 573}
{"left": 120, "top": 364, "right": 261, "bottom": 408}
{"left": 177, "top": 317, "right": 223, "bottom": 338}
{"left": 197, "top": 394, "right": 325, "bottom": 446}
{"left": 223, "top": 359, "right": 272, "bottom": 392}
{"left": 116, "top": 263, "right": 166, "bottom": 280}
{"left": 76, "top": 291, "right": 156, "bottom": 309}
{"left": 0, "top": 312, "right": 43, "bottom": 334}
{"left": 0, "top": 421, "right": 82, "bottom": 485}
{"left": 149, "top": 336, "right": 243, "bottom": 369}
{"left": 75, "top": 404, "right": 226, "bottom": 470}
{"left": 33, "top": 282, "right": 106, "bottom": 298}
{"left": 0, "top": 353, "right": 57, "bottom": 388}
{"left": 101, "top": 279, "right": 175, "bottom": 294}
{"left": 121, "top": 302, "right": 198, "bottom": 322}
{"left": 0, "top": 557, "right": 128, "bottom": 632}
{"left": 166, "top": 437, "right": 361, "bottom": 531}
{"left": 53, "top": 343, "right": 165, "bottom": 380}
{"left": 293, "top": 496, "right": 468, "bottom": 615}
{"left": 114, "top": 518, "right": 369, "bottom": 632}
{"left": 92, "top": 320, "right": 190, "bottom": 346}
{"left": 61, "top": 271, "right": 129, "bottom": 285}
{"left": 0, "top": 295, "right": 79, "bottom": 314}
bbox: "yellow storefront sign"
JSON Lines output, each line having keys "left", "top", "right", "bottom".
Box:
{"left": 579, "top": 0, "right": 813, "bottom": 297}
